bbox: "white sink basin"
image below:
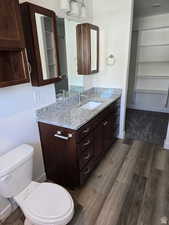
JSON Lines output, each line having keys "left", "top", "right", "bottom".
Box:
{"left": 80, "top": 101, "right": 102, "bottom": 110}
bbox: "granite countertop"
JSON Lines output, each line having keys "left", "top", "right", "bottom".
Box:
{"left": 36, "top": 88, "right": 122, "bottom": 130}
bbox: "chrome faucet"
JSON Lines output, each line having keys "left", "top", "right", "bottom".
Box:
{"left": 79, "top": 93, "right": 87, "bottom": 105}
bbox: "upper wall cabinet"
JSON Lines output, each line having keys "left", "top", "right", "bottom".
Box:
{"left": 20, "top": 3, "right": 61, "bottom": 86}
{"left": 76, "top": 23, "right": 99, "bottom": 75}
{"left": 0, "top": 0, "right": 25, "bottom": 50}
{"left": 0, "top": 0, "right": 30, "bottom": 88}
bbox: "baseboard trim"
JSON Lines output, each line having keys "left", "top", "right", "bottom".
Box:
{"left": 118, "top": 130, "right": 125, "bottom": 139}
{"left": 164, "top": 139, "right": 169, "bottom": 150}
{"left": 0, "top": 201, "right": 12, "bottom": 223}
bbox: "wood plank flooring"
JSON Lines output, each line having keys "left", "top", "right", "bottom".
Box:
{"left": 2, "top": 140, "right": 169, "bottom": 225}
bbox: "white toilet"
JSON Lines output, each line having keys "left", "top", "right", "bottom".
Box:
{"left": 0, "top": 145, "right": 74, "bottom": 225}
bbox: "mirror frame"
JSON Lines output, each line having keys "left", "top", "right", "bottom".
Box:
{"left": 76, "top": 23, "right": 99, "bottom": 75}
{"left": 21, "top": 3, "right": 61, "bottom": 86}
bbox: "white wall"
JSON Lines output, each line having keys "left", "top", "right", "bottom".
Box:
{"left": 84, "top": 0, "right": 134, "bottom": 138}
{"left": 0, "top": 0, "right": 59, "bottom": 181}
{"left": 0, "top": 0, "right": 61, "bottom": 218}
{"left": 0, "top": 0, "right": 94, "bottom": 218}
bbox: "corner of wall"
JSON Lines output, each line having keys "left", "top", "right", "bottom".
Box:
{"left": 164, "top": 121, "right": 169, "bottom": 150}
{"left": 0, "top": 198, "right": 12, "bottom": 223}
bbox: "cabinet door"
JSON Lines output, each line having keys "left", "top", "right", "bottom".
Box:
{"left": 94, "top": 123, "right": 104, "bottom": 161}
{"left": 102, "top": 115, "right": 115, "bottom": 152}
{"left": 77, "top": 23, "right": 99, "bottom": 75}
{"left": 0, "top": 0, "right": 25, "bottom": 50}
{"left": 38, "top": 123, "right": 79, "bottom": 187}
{"left": 20, "top": 3, "right": 61, "bottom": 86}
{"left": 0, "top": 49, "right": 29, "bottom": 88}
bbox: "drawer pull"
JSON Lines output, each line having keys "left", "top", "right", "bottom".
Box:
{"left": 83, "top": 140, "right": 91, "bottom": 146}
{"left": 103, "top": 121, "right": 108, "bottom": 126}
{"left": 83, "top": 168, "right": 90, "bottom": 175}
{"left": 84, "top": 153, "right": 91, "bottom": 160}
{"left": 54, "top": 133, "right": 72, "bottom": 140}
{"left": 82, "top": 128, "right": 90, "bottom": 134}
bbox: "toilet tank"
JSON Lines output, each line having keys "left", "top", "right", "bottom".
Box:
{"left": 0, "top": 145, "right": 34, "bottom": 198}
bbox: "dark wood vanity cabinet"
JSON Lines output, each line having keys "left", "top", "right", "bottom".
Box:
{"left": 77, "top": 23, "right": 99, "bottom": 75}
{"left": 0, "top": 0, "right": 25, "bottom": 50}
{"left": 20, "top": 3, "right": 61, "bottom": 86}
{"left": 38, "top": 99, "right": 120, "bottom": 187}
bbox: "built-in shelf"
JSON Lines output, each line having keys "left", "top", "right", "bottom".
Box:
{"left": 134, "top": 25, "right": 169, "bottom": 32}
{"left": 137, "top": 61, "right": 169, "bottom": 63}
{"left": 136, "top": 75, "right": 169, "bottom": 79}
{"left": 135, "top": 89, "right": 168, "bottom": 94}
{"left": 138, "top": 44, "right": 169, "bottom": 47}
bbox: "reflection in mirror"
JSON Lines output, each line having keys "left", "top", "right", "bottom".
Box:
{"left": 65, "top": 19, "right": 84, "bottom": 89}
{"left": 35, "top": 13, "right": 58, "bottom": 80}
{"left": 91, "top": 29, "right": 97, "bottom": 71}
{"left": 55, "top": 18, "right": 85, "bottom": 96}
{"left": 55, "top": 18, "right": 68, "bottom": 95}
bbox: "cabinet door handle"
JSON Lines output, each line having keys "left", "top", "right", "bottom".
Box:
{"left": 83, "top": 168, "right": 90, "bottom": 175}
{"left": 103, "top": 121, "right": 108, "bottom": 126}
{"left": 84, "top": 153, "right": 91, "bottom": 160}
{"left": 82, "top": 128, "right": 90, "bottom": 134}
{"left": 25, "top": 49, "right": 32, "bottom": 75}
{"left": 83, "top": 140, "right": 91, "bottom": 146}
{"left": 54, "top": 133, "right": 72, "bottom": 140}
{"left": 28, "top": 62, "right": 32, "bottom": 75}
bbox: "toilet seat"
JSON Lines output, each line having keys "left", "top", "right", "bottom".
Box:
{"left": 22, "top": 183, "right": 74, "bottom": 225}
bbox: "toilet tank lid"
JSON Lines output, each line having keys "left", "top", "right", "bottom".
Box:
{"left": 0, "top": 145, "right": 34, "bottom": 177}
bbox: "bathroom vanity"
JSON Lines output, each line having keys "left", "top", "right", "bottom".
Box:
{"left": 37, "top": 88, "right": 121, "bottom": 187}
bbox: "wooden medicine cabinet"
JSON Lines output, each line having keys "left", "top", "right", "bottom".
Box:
{"left": 20, "top": 3, "right": 61, "bottom": 86}
{"left": 76, "top": 23, "right": 99, "bottom": 75}
{"left": 0, "top": 0, "right": 25, "bottom": 50}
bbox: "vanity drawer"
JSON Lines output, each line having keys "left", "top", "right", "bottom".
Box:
{"left": 79, "top": 134, "right": 94, "bottom": 152}
{"left": 78, "top": 122, "right": 94, "bottom": 141}
{"left": 80, "top": 159, "right": 94, "bottom": 185}
{"left": 78, "top": 134, "right": 94, "bottom": 169}
{"left": 77, "top": 104, "right": 114, "bottom": 142}
{"left": 79, "top": 145, "right": 93, "bottom": 170}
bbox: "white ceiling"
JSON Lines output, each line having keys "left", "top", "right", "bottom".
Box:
{"left": 134, "top": 0, "right": 169, "bottom": 18}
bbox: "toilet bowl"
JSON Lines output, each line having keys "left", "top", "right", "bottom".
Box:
{"left": 0, "top": 145, "right": 74, "bottom": 225}
{"left": 16, "top": 182, "right": 74, "bottom": 225}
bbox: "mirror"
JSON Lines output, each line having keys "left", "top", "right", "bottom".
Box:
{"left": 76, "top": 23, "right": 99, "bottom": 75}
{"left": 55, "top": 20, "right": 99, "bottom": 96}
{"left": 35, "top": 13, "right": 58, "bottom": 80}
{"left": 91, "top": 29, "right": 98, "bottom": 71}
{"left": 55, "top": 19, "right": 85, "bottom": 95}
{"left": 20, "top": 2, "right": 61, "bottom": 86}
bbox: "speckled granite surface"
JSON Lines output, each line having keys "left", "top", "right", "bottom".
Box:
{"left": 36, "top": 88, "right": 121, "bottom": 130}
